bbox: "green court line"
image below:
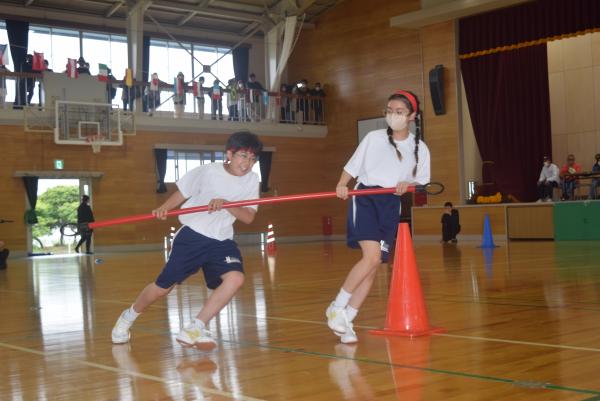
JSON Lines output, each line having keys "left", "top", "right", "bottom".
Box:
{"left": 129, "top": 323, "right": 600, "bottom": 398}
{"left": 581, "top": 396, "right": 600, "bottom": 401}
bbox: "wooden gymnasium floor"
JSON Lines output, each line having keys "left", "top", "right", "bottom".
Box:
{"left": 1, "top": 240, "right": 600, "bottom": 400}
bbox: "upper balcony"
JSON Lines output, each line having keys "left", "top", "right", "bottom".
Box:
{"left": 0, "top": 71, "right": 328, "bottom": 139}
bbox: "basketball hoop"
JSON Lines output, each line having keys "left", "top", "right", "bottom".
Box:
{"left": 86, "top": 134, "right": 104, "bottom": 153}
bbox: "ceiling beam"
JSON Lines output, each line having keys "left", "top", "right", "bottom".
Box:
{"left": 0, "top": 3, "right": 261, "bottom": 44}
{"left": 105, "top": 1, "right": 124, "bottom": 18}
{"left": 25, "top": 0, "right": 35, "bottom": 6}
{"left": 177, "top": 11, "right": 196, "bottom": 26}
{"left": 151, "top": 0, "right": 263, "bottom": 23}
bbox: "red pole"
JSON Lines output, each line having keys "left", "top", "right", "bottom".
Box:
{"left": 89, "top": 186, "right": 413, "bottom": 229}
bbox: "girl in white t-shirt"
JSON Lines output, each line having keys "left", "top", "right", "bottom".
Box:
{"left": 326, "top": 90, "right": 431, "bottom": 343}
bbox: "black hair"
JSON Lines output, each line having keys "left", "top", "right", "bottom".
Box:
{"left": 226, "top": 131, "right": 263, "bottom": 156}
{"left": 386, "top": 91, "right": 422, "bottom": 177}
{"left": 82, "top": 195, "right": 90, "bottom": 203}
{"left": 444, "top": 202, "right": 453, "bottom": 208}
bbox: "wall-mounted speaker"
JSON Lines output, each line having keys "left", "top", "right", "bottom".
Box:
{"left": 429, "top": 64, "right": 445, "bottom": 116}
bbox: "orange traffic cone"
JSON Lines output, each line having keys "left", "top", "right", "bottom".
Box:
{"left": 370, "top": 223, "right": 445, "bottom": 337}
{"left": 266, "top": 222, "right": 277, "bottom": 256}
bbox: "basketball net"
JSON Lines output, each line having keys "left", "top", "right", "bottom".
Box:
{"left": 86, "top": 134, "right": 104, "bottom": 153}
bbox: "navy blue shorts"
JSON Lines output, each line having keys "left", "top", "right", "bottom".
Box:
{"left": 347, "top": 184, "right": 401, "bottom": 262}
{"left": 155, "top": 226, "right": 244, "bottom": 290}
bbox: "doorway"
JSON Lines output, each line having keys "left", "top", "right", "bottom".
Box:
{"left": 29, "top": 178, "right": 92, "bottom": 255}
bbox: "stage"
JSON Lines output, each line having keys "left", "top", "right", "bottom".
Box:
{"left": 412, "top": 200, "right": 600, "bottom": 241}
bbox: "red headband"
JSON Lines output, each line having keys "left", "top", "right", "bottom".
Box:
{"left": 394, "top": 90, "right": 418, "bottom": 113}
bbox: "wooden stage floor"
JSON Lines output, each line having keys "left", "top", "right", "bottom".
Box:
{"left": 1, "top": 240, "right": 600, "bottom": 400}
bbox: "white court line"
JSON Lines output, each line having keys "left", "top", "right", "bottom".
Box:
{"left": 236, "top": 315, "right": 600, "bottom": 353}
{"left": 92, "top": 299, "right": 600, "bottom": 353}
{"left": 0, "top": 341, "right": 265, "bottom": 401}
{"left": 12, "top": 295, "right": 600, "bottom": 355}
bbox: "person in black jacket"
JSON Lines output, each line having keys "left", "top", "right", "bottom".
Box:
{"left": 75, "top": 195, "right": 95, "bottom": 254}
{"left": 441, "top": 202, "right": 460, "bottom": 243}
{"left": 0, "top": 240, "right": 9, "bottom": 270}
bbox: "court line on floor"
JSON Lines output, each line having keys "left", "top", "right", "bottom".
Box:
{"left": 216, "top": 339, "right": 600, "bottom": 398}
{"left": 121, "top": 324, "right": 600, "bottom": 398}
{"left": 0, "top": 341, "right": 265, "bottom": 401}
{"left": 91, "top": 298, "right": 600, "bottom": 353}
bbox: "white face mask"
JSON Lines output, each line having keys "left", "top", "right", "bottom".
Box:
{"left": 386, "top": 114, "right": 408, "bottom": 131}
{"left": 544, "top": 162, "right": 550, "bottom": 167}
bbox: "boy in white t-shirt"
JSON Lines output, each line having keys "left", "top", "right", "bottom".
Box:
{"left": 111, "top": 131, "right": 262, "bottom": 350}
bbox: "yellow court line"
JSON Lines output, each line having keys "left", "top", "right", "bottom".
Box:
{"left": 0, "top": 341, "right": 265, "bottom": 401}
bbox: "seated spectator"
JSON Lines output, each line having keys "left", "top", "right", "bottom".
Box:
{"left": 0, "top": 240, "right": 9, "bottom": 270}
{"left": 441, "top": 202, "right": 460, "bottom": 243}
{"left": 559, "top": 154, "right": 582, "bottom": 200}
{"left": 589, "top": 153, "right": 600, "bottom": 200}
{"left": 537, "top": 156, "right": 559, "bottom": 202}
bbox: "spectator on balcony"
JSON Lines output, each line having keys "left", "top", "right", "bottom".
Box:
{"left": 195, "top": 76, "right": 206, "bottom": 119}
{"left": 226, "top": 78, "right": 238, "bottom": 121}
{"left": 247, "top": 73, "right": 264, "bottom": 122}
{"left": 0, "top": 64, "right": 8, "bottom": 109}
{"left": 209, "top": 79, "right": 223, "bottom": 120}
{"left": 293, "top": 79, "right": 310, "bottom": 124}
{"left": 146, "top": 72, "right": 161, "bottom": 116}
{"left": 77, "top": 57, "right": 90, "bottom": 75}
{"left": 22, "top": 54, "right": 35, "bottom": 105}
{"left": 310, "top": 82, "right": 326, "bottom": 124}
{"left": 173, "top": 72, "right": 186, "bottom": 118}
{"left": 279, "top": 83, "right": 291, "bottom": 123}
{"left": 236, "top": 80, "right": 248, "bottom": 122}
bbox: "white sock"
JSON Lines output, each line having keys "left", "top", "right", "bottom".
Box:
{"left": 334, "top": 288, "right": 352, "bottom": 308}
{"left": 346, "top": 306, "right": 359, "bottom": 322}
{"left": 123, "top": 305, "right": 140, "bottom": 322}
{"left": 193, "top": 318, "right": 206, "bottom": 329}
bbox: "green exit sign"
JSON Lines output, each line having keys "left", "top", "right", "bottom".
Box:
{"left": 54, "top": 159, "right": 64, "bottom": 170}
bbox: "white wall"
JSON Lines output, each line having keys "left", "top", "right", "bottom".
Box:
{"left": 548, "top": 32, "right": 600, "bottom": 169}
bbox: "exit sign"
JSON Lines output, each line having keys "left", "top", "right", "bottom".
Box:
{"left": 54, "top": 159, "right": 64, "bottom": 170}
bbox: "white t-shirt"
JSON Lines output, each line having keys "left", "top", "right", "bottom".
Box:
{"left": 344, "top": 129, "right": 431, "bottom": 186}
{"left": 538, "top": 163, "right": 560, "bottom": 183}
{"left": 177, "top": 163, "right": 259, "bottom": 241}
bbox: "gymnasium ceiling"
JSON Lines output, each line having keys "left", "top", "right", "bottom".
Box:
{"left": 0, "top": 0, "right": 532, "bottom": 43}
{"left": 0, "top": 0, "right": 343, "bottom": 42}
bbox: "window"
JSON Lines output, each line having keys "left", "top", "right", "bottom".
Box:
{"left": 150, "top": 40, "right": 234, "bottom": 114}
{"left": 0, "top": 22, "right": 16, "bottom": 102}
{"left": 164, "top": 149, "right": 260, "bottom": 183}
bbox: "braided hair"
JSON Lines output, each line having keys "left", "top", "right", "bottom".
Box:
{"left": 386, "top": 90, "right": 421, "bottom": 177}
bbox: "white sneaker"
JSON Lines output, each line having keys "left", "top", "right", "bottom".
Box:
{"left": 340, "top": 323, "right": 358, "bottom": 344}
{"left": 326, "top": 302, "right": 347, "bottom": 334}
{"left": 545, "top": 197, "right": 552, "bottom": 202}
{"left": 111, "top": 310, "right": 133, "bottom": 344}
{"left": 536, "top": 198, "right": 543, "bottom": 203}
{"left": 176, "top": 325, "right": 217, "bottom": 351}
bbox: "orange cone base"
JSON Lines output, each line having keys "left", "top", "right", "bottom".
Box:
{"left": 369, "top": 326, "right": 446, "bottom": 337}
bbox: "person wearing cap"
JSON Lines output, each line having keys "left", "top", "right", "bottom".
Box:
{"left": 536, "top": 156, "right": 560, "bottom": 202}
